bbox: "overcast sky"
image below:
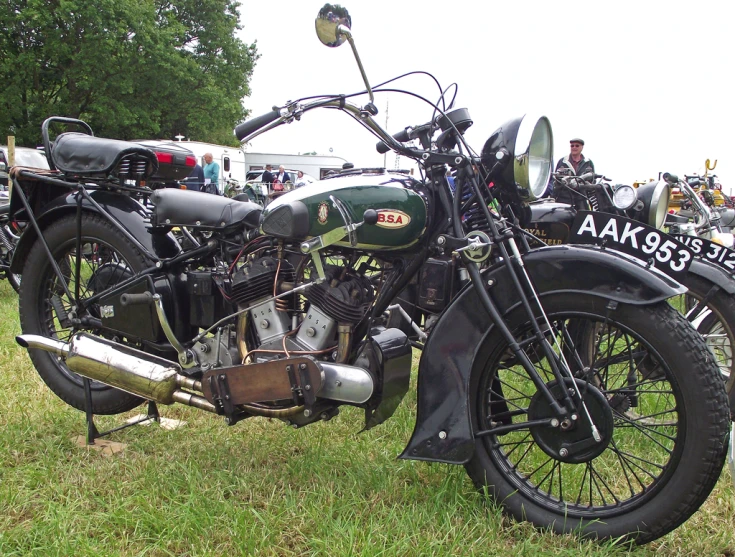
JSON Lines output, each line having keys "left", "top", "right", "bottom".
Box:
{"left": 237, "top": 1, "right": 734, "bottom": 191}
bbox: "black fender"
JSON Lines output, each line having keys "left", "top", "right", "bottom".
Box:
{"left": 11, "top": 190, "right": 180, "bottom": 273}
{"left": 399, "top": 244, "right": 686, "bottom": 465}
{"left": 688, "top": 257, "right": 735, "bottom": 295}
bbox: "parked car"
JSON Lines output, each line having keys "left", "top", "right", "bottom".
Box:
{"left": 0, "top": 146, "right": 50, "bottom": 194}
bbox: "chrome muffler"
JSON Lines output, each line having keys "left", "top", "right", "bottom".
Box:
{"left": 17, "top": 333, "right": 215, "bottom": 412}
{"left": 318, "top": 362, "right": 373, "bottom": 404}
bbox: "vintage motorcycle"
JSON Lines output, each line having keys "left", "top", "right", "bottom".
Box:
{"left": 0, "top": 205, "right": 21, "bottom": 292}
{"left": 8, "top": 5, "right": 729, "bottom": 544}
{"left": 526, "top": 172, "right": 735, "bottom": 393}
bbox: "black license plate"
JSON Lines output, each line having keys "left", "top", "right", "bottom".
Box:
{"left": 671, "top": 234, "right": 735, "bottom": 275}
{"left": 569, "top": 211, "right": 693, "bottom": 279}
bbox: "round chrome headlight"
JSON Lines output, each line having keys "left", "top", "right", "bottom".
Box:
{"left": 481, "top": 114, "right": 553, "bottom": 202}
{"left": 636, "top": 180, "right": 671, "bottom": 229}
{"left": 514, "top": 115, "right": 553, "bottom": 200}
{"left": 612, "top": 185, "right": 637, "bottom": 210}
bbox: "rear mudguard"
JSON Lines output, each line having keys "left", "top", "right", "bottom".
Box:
{"left": 399, "top": 244, "right": 686, "bottom": 464}
{"left": 11, "top": 190, "right": 180, "bottom": 273}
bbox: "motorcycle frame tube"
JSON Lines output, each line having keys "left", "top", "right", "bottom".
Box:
{"left": 400, "top": 244, "right": 685, "bottom": 464}
{"left": 10, "top": 186, "right": 180, "bottom": 274}
{"left": 9, "top": 183, "right": 198, "bottom": 346}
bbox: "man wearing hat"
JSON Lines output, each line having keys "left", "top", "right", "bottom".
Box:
{"left": 548, "top": 138, "right": 595, "bottom": 204}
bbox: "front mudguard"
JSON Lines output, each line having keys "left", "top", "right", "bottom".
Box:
{"left": 399, "top": 244, "right": 686, "bottom": 465}
{"left": 688, "top": 257, "right": 735, "bottom": 295}
{"left": 11, "top": 190, "right": 180, "bottom": 273}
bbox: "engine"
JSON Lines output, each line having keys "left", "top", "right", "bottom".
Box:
{"left": 231, "top": 257, "right": 374, "bottom": 361}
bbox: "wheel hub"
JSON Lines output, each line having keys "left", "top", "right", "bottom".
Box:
{"left": 528, "top": 378, "right": 614, "bottom": 464}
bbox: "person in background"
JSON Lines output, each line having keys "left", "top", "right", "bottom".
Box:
{"left": 261, "top": 164, "right": 275, "bottom": 185}
{"left": 546, "top": 138, "right": 595, "bottom": 202}
{"left": 294, "top": 170, "right": 309, "bottom": 188}
{"left": 446, "top": 168, "right": 456, "bottom": 193}
{"left": 556, "top": 138, "right": 594, "bottom": 176}
{"left": 276, "top": 165, "right": 291, "bottom": 185}
{"left": 182, "top": 163, "right": 204, "bottom": 191}
{"left": 202, "top": 152, "right": 220, "bottom": 194}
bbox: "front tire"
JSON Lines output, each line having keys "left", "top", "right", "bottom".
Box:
{"left": 673, "top": 272, "right": 735, "bottom": 383}
{"left": 19, "top": 214, "right": 148, "bottom": 414}
{"left": 465, "top": 294, "right": 729, "bottom": 544}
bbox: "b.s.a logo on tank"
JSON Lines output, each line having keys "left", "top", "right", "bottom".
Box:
{"left": 375, "top": 209, "right": 411, "bottom": 229}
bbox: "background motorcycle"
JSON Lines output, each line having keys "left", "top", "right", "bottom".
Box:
{"left": 0, "top": 201, "right": 21, "bottom": 292}
{"left": 529, "top": 172, "right": 735, "bottom": 400}
{"left": 7, "top": 5, "right": 729, "bottom": 544}
{"left": 0, "top": 162, "right": 21, "bottom": 291}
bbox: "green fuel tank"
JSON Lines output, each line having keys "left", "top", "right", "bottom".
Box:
{"left": 260, "top": 170, "right": 428, "bottom": 251}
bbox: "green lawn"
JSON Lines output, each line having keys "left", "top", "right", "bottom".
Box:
{"left": 0, "top": 279, "right": 733, "bottom": 556}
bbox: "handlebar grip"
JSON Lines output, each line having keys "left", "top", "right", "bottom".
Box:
{"left": 120, "top": 292, "right": 154, "bottom": 306}
{"left": 234, "top": 109, "right": 281, "bottom": 141}
{"left": 376, "top": 127, "right": 412, "bottom": 154}
{"left": 663, "top": 172, "right": 679, "bottom": 184}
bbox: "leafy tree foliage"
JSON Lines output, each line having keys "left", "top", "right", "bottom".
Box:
{"left": 0, "top": 0, "right": 258, "bottom": 146}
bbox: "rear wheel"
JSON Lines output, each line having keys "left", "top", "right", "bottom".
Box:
{"left": 465, "top": 294, "right": 729, "bottom": 544}
{"left": 19, "top": 214, "right": 148, "bottom": 414}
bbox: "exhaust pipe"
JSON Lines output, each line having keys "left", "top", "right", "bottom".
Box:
{"left": 17, "top": 333, "right": 216, "bottom": 413}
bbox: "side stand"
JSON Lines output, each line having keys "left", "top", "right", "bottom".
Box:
{"left": 83, "top": 377, "right": 160, "bottom": 445}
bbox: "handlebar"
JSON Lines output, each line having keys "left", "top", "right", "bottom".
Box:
{"left": 553, "top": 172, "right": 603, "bottom": 188}
{"left": 234, "top": 109, "right": 282, "bottom": 141}
{"left": 376, "top": 127, "right": 411, "bottom": 154}
{"left": 234, "top": 97, "right": 436, "bottom": 162}
{"left": 663, "top": 172, "right": 679, "bottom": 184}
{"left": 664, "top": 170, "right": 720, "bottom": 230}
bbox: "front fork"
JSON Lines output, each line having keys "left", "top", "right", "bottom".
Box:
{"left": 451, "top": 163, "right": 601, "bottom": 434}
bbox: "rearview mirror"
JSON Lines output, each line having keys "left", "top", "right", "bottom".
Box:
{"left": 315, "top": 3, "right": 352, "bottom": 47}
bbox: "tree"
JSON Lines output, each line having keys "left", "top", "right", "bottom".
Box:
{"left": 0, "top": 0, "right": 258, "bottom": 146}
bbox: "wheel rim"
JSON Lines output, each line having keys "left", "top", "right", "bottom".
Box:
{"left": 698, "top": 313, "right": 733, "bottom": 380}
{"left": 38, "top": 236, "right": 136, "bottom": 390}
{"left": 478, "top": 311, "right": 683, "bottom": 518}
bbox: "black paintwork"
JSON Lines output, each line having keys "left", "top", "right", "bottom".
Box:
{"left": 529, "top": 200, "right": 735, "bottom": 293}
{"left": 400, "top": 244, "right": 684, "bottom": 464}
{"left": 10, "top": 189, "right": 180, "bottom": 274}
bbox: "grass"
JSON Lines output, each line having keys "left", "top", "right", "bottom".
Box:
{"left": 0, "top": 279, "right": 734, "bottom": 556}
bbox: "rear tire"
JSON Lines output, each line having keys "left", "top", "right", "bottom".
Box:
{"left": 465, "top": 294, "right": 729, "bottom": 544}
{"left": 19, "top": 214, "right": 148, "bottom": 414}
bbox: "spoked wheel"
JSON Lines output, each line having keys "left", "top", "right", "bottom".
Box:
{"left": 671, "top": 272, "right": 735, "bottom": 382}
{"left": 19, "top": 214, "right": 148, "bottom": 414}
{"left": 698, "top": 310, "right": 734, "bottom": 381}
{"left": 465, "top": 294, "right": 729, "bottom": 544}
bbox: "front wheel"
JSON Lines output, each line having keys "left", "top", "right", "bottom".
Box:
{"left": 672, "top": 272, "right": 735, "bottom": 383}
{"left": 465, "top": 294, "right": 729, "bottom": 544}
